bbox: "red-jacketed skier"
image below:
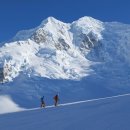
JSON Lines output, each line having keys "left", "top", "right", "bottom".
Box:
{"left": 53, "top": 94, "right": 59, "bottom": 106}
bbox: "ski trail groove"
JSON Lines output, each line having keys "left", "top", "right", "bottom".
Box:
{"left": 23, "top": 93, "right": 130, "bottom": 112}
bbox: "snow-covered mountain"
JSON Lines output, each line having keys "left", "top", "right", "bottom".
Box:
{"left": 0, "top": 17, "right": 104, "bottom": 81}
{"left": 0, "top": 16, "right": 130, "bottom": 109}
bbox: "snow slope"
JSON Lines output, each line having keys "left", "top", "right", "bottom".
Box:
{"left": 0, "top": 93, "right": 130, "bottom": 130}
{"left": 0, "top": 16, "right": 130, "bottom": 110}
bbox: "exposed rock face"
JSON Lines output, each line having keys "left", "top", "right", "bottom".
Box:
{"left": 0, "top": 68, "right": 4, "bottom": 82}
{"left": 31, "top": 29, "right": 47, "bottom": 43}
{"left": 55, "top": 38, "right": 70, "bottom": 51}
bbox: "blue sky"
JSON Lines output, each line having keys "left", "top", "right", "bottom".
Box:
{"left": 0, "top": 0, "right": 130, "bottom": 42}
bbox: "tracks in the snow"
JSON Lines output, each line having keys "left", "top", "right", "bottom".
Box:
{"left": 23, "top": 93, "right": 130, "bottom": 112}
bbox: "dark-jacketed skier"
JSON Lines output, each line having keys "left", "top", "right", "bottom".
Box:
{"left": 41, "top": 96, "right": 45, "bottom": 108}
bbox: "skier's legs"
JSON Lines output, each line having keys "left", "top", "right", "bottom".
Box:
{"left": 55, "top": 100, "right": 58, "bottom": 106}
{"left": 41, "top": 101, "right": 45, "bottom": 108}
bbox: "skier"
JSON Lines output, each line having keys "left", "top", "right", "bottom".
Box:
{"left": 40, "top": 96, "right": 45, "bottom": 108}
{"left": 53, "top": 94, "right": 59, "bottom": 106}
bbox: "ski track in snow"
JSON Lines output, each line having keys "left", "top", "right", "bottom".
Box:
{"left": 23, "top": 93, "right": 130, "bottom": 112}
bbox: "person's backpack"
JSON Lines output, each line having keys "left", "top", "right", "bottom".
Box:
{"left": 54, "top": 95, "right": 58, "bottom": 101}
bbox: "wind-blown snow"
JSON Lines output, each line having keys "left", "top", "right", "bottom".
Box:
{"left": 0, "top": 95, "right": 23, "bottom": 114}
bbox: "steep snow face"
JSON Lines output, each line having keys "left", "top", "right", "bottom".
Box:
{"left": 88, "top": 22, "right": 130, "bottom": 63}
{"left": 87, "top": 22, "right": 130, "bottom": 82}
{"left": 71, "top": 17, "right": 104, "bottom": 53}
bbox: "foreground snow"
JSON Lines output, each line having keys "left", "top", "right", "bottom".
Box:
{"left": 0, "top": 94, "right": 130, "bottom": 130}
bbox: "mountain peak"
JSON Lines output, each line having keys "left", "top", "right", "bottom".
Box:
{"left": 46, "top": 16, "right": 58, "bottom": 22}
{"left": 40, "top": 16, "right": 65, "bottom": 27}
{"left": 13, "top": 17, "right": 66, "bottom": 41}
{"left": 72, "top": 16, "right": 103, "bottom": 27}
{"left": 77, "top": 16, "right": 101, "bottom": 22}
{"left": 13, "top": 16, "right": 103, "bottom": 41}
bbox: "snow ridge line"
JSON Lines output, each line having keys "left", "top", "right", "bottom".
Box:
{"left": 24, "top": 93, "right": 130, "bottom": 112}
